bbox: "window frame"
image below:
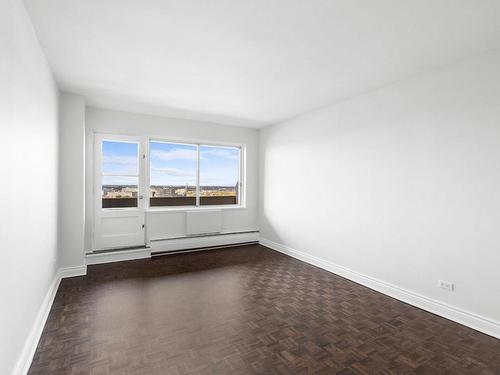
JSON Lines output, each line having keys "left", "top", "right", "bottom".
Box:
{"left": 96, "top": 134, "right": 147, "bottom": 212}
{"left": 147, "top": 137, "right": 245, "bottom": 210}
{"left": 100, "top": 139, "right": 141, "bottom": 209}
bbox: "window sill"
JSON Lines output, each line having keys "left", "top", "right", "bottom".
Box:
{"left": 146, "top": 205, "right": 247, "bottom": 213}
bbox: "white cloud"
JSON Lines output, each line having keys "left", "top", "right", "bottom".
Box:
{"left": 103, "top": 155, "right": 137, "bottom": 165}
{"left": 201, "top": 148, "right": 239, "bottom": 160}
{"left": 151, "top": 148, "right": 197, "bottom": 161}
{"left": 151, "top": 166, "right": 193, "bottom": 177}
{"left": 102, "top": 155, "right": 138, "bottom": 175}
{"left": 150, "top": 147, "right": 239, "bottom": 162}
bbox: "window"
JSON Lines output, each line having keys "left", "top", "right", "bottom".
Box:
{"left": 199, "top": 145, "right": 240, "bottom": 206}
{"left": 149, "top": 141, "right": 241, "bottom": 207}
{"left": 149, "top": 141, "right": 197, "bottom": 206}
{"left": 101, "top": 140, "right": 139, "bottom": 208}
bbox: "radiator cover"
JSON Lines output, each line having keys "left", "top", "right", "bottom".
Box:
{"left": 185, "top": 210, "right": 222, "bottom": 235}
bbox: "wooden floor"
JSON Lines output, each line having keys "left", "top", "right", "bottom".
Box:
{"left": 29, "top": 245, "right": 500, "bottom": 374}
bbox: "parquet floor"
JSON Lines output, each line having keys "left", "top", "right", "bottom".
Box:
{"left": 29, "top": 245, "right": 500, "bottom": 374}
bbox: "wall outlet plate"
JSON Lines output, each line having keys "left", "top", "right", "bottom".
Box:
{"left": 438, "top": 280, "right": 454, "bottom": 291}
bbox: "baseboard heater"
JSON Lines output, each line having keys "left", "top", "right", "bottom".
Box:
{"left": 150, "top": 230, "right": 259, "bottom": 242}
{"left": 150, "top": 230, "right": 259, "bottom": 255}
{"left": 151, "top": 240, "right": 258, "bottom": 257}
{"left": 87, "top": 244, "right": 151, "bottom": 255}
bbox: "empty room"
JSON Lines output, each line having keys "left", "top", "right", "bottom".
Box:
{"left": 3, "top": 0, "right": 500, "bottom": 374}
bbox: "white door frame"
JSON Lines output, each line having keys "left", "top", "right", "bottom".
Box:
{"left": 93, "top": 133, "right": 147, "bottom": 250}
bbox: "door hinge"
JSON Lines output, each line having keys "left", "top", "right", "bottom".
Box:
{"left": 142, "top": 224, "right": 145, "bottom": 229}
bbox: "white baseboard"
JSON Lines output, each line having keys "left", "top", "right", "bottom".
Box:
{"left": 59, "top": 265, "right": 87, "bottom": 278}
{"left": 10, "top": 272, "right": 60, "bottom": 375}
{"left": 86, "top": 248, "right": 151, "bottom": 265}
{"left": 259, "top": 237, "right": 500, "bottom": 340}
{"left": 151, "top": 231, "right": 259, "bottom": 253}
{"left": 10, "top": 264, "right": 88, "bottom": 375}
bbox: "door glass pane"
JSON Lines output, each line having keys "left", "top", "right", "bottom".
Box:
{"left": 149, "top": 141, "right": 197, "bottom": 206}
{"left": 199, "top": 145, "right": 240, "bottom": 206}
{"left": 101, "top": 140, "right": 139, "bottom": 208}
{"left": 102, "top": 141, "right": 138, "bottom": 175}
{"left": 102, "top": 176, "right": 138, "bottom": 208}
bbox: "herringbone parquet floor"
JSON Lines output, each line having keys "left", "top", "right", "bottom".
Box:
{"left": 28, "top": 245, "right": 500, "bottom": 374}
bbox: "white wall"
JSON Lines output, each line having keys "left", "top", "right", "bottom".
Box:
{"left": 85, "top": 107, "right": 259, "bottom": 252}
{"left": 58, "top": 92, "right": 85, "bottom": 268}
{"left": 260, "top": 51, "right": 500, "bottom": 327}
{"left": 0, "top": 0, "right": 59, "bottom": 374}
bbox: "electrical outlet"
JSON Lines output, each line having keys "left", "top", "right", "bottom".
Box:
{"left": 438, "top": 280, "right": 454, "bottom": 291}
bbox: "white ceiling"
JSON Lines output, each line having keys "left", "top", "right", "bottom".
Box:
{"left": 24, "top": 0, "right": 500, "bottom": 127}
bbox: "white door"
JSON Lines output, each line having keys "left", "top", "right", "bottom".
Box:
{"left": 94, "top": 134, "right": 146, "bottom": 250}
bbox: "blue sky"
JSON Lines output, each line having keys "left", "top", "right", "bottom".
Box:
{"left": 102, "top": 140, "right": 239, "bottom": 186}
{"left": 102, "top": 141, "right": 139, "bottom": 186}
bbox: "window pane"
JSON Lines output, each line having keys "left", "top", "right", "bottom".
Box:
{"left": 200, "top": 145, "right": 240, "bottom": 206}
{"left": 102, "top": 176, "right": 138, "bottom": 208}
{"left": 102, "top": 141, "right": 138, "bottom": 176}
{"left": 149, "top": 141, "right": 197, "bottom": 206}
